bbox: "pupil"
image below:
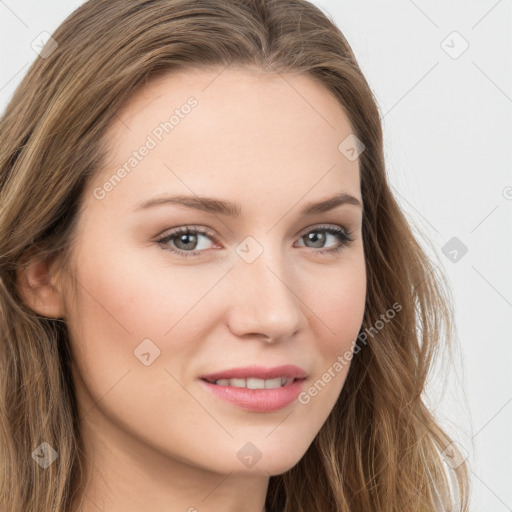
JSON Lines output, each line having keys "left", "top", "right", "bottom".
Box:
{"left": 177, "top": 233, "right": 197, "bottom": 250}
{"left": 307, "top": 232, "right": 325, "bottom": 248}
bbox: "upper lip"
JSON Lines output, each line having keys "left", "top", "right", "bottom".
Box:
{"left": 201, "top": 364, "right": 307, "bottom": 382}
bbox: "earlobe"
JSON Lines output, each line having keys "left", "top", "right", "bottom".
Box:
{"left": 16, "top": 255, "right": 67, "bottom": 319}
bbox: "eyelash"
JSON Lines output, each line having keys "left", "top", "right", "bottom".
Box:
{"left": 156, "top": 224, "right": 355, "bottom": 259}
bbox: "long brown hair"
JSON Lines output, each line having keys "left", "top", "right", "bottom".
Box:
{"left": 0, "top": 0, "right": 470, "bottom": 510}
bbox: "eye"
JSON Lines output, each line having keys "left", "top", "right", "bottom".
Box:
{"left": 156, "top": 226, "right": 218, "bottom": 258}
{"left": 156, "top": 224, "right": 355, "bottom": 258}
{"left": 295, "top": 224, "right": 355, "bottom": 255}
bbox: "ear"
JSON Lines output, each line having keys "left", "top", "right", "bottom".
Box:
{"left": 16, "top": 253, "right": 67, "bottom": 319}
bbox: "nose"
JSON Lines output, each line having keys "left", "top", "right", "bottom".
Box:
{"left": 225, "top": 248, "right": 304, "bottom": 344}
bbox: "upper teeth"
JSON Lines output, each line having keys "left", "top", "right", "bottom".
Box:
{"left": 213, "top": 377, "right": 294, "bottom": 389}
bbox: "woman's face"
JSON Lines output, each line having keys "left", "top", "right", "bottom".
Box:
{"left": 60, "top": 67, "right": 366, "bottom": 484}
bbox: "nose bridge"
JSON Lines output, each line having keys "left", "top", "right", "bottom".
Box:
{"left": 226, "top": 239, "right": 303, "bottom": 341}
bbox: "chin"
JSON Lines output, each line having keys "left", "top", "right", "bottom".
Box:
{"left": 184, "top": 437, "right": 310, "bottom": 477}
{"left": 227, "top": 456, "right": 303, "bottom": 477}
{"left": 232, "top": 439, "right": 311, "bottom": 476}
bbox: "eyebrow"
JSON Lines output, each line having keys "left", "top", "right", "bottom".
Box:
{"left": 133, "top": 192, "right": 363, "bottom": 216}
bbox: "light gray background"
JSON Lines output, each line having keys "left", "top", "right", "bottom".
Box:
{"left": 1, "top": 1, "right": 511, "bottom": 510}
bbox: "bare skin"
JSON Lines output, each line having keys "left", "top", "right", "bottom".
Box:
{"left": 19, "top": 66, "right": 366, "bottom": 512}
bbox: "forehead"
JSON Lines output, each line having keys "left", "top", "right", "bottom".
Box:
{"left": 88, "top": 66, "right": 361, "bottom": 214}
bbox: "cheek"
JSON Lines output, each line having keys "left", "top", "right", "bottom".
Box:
{"left": 297, "top": 254, "right": 366, "bottom": 406}
{"left": 307, "top": 252, "right": 367, "bottom": 350}
{"left": 63, "top": 238, "right": 224, "bottom": 400}
{"left": 67, "top": 237, "right": 213, "bottom": 340}
{"left": 63, "top": 244, "right": 214, "bottom": 450}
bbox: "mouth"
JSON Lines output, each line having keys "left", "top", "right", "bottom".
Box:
{"left": 198, "top": 365, "right": 308, "bottom": 412}
{"left": 201, "top": 376, "right": 304, "bottom": 389}
{"left": 200, "top": 364, "right": 308, "bottom": 388}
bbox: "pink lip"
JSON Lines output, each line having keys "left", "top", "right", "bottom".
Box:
{"left": 199, "top": 365, "right": 307, "bottom": 413}
{"left": 201, "top": 364, "right": 307, "bottom": 382}
{"left": 199, "top": 379, "right": 306, "bottom": 412}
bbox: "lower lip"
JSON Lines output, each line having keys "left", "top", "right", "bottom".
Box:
{"left": 199, "top": 378, "right": 306, "bottom": 412}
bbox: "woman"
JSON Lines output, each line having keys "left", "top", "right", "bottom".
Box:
{"left": 0, "top": 0, "right": 470, "bottom": 510}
